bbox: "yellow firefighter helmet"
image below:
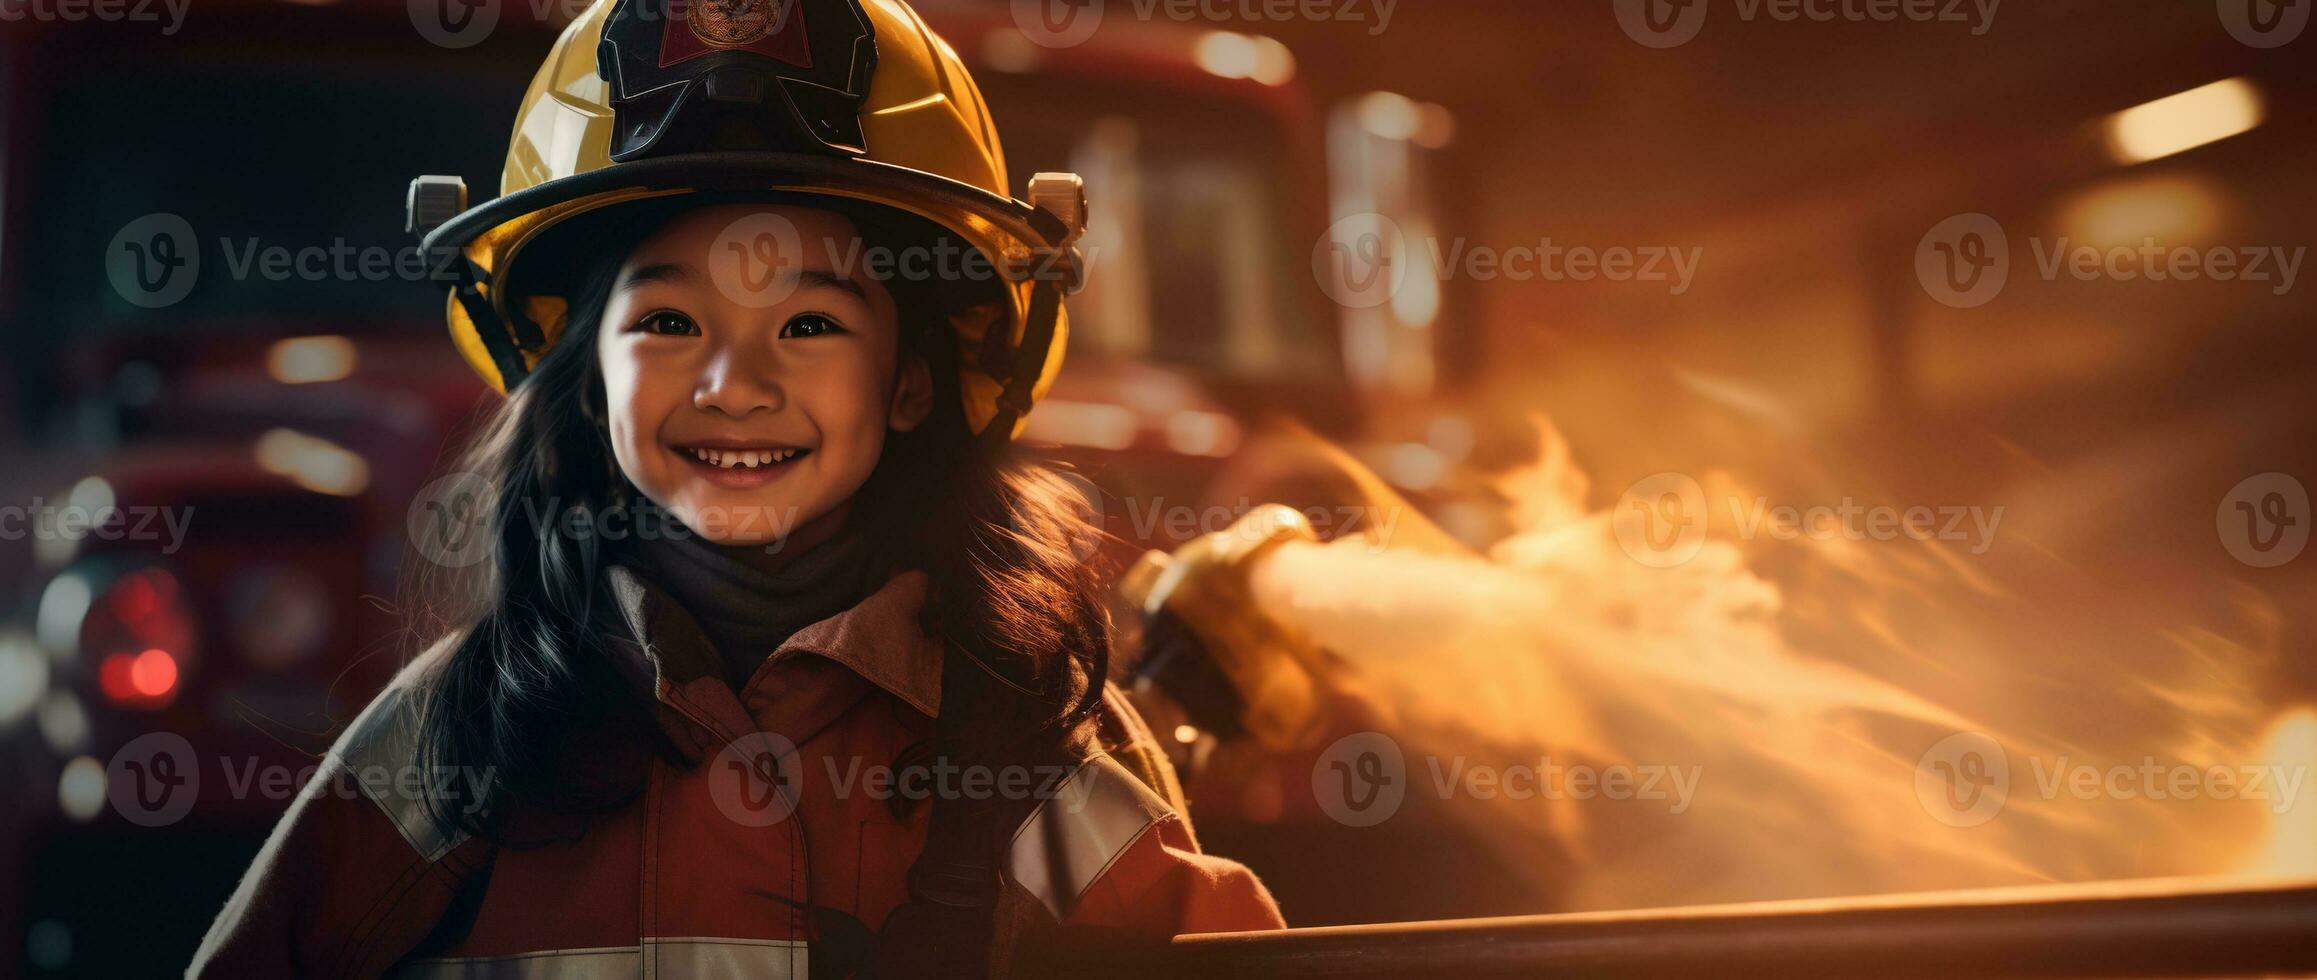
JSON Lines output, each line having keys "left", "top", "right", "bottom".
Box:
{"left": 408, "top": 0, "right": 1087, "bottom": 441}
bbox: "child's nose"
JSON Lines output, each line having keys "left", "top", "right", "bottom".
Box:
{"left": 693, "top": 342, "right": 786, "bottom": 417}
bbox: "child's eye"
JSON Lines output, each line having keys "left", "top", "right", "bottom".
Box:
{"left": 634, "top": 311, "right": 700, "bottom": 337}
{"left": 780, "top": 313, "right": 845, "bottom": 339}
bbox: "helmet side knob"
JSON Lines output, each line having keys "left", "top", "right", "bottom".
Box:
{"left": 406, "top": 176, "right": 470, "bottom": 238}
{"left": 1024, "top": 172, "right": 1090, "bottom": 295}
{"left": 1028, "top": 172, "right": 1088, "bottom": 245}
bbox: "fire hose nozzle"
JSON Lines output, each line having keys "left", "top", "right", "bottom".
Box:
{"left": 1121, "top": 505, "right": 1329, "bottom": 750}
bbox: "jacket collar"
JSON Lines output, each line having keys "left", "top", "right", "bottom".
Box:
{"left": 606, "top": 563, "right": 946, "bottom": 726}
{"left": 768, "top": 569, "right": 946, "bottom": 719}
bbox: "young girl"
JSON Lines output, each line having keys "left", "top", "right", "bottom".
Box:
{"left": 192, "top": 1, "right": 1284, "bottom": 975}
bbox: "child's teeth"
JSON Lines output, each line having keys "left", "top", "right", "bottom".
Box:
{"left": 687, "top": 447, "right": 805, "bottom": 468}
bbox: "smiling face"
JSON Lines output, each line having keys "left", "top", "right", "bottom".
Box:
{"left": 596, "top": 203, "right": 933, "bottom": 547}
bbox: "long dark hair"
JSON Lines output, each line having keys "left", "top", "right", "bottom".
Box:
{"left": 404, "top": 199, "right": 1113, "bottom": 842}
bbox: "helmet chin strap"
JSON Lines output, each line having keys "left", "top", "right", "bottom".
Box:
{"left": 455, "top": 260, "right": 533, "bottom": 391}
{"left": 977, "top": 277, "right": 1066, "bottom": 450}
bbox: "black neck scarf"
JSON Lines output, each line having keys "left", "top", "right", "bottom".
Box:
{"left": 617, "top": 510, "right": 897, "bottom": 688}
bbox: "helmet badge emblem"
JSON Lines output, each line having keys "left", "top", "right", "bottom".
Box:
{"left": 688, "top": 0, "right": 792, "bottom": 48}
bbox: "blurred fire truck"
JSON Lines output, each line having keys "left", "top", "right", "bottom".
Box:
{"left": 0, "top": 0, "right": 1400, "bottom": 973}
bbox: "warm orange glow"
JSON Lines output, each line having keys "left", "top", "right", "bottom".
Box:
{"left": 1357, "top": 92, "right": 1423, "bottom": 141}
{"left": 1021, "top": 400, "right": 1138, "bottom": 450}
{"left": 979, "top": 30, "right": 1041, "bottom": 74}
{"left": 1234, "top": 422, "right": 2300, "bottom": 910}
{"left": 266, "top": 335, "right": 357, "bottom": 384}
{"left": 255, "top": 428, "right": 370, "bottom": 496}
{"left": 2239, "top": 709, "right": 2317, "bottom": 878}
{"left": 1357, "top": 92, "right": 1456, "bottom": 149}
{"left": 1166, "top": 411, "right": 1242, "bottom": 458}
{"left": 2103, "top": 78, "right": 2265, "bottom": 165}
{"left": 1380, "top": 442, "right": 1446, "bottom": 490}
{"left": 2055, "top": 174, "right": 2227, "bottom": 249}
{"left": 1195, "top": 31, "right": 1295, "bottom": 86}
{"left": 1414, "top": 103, "right": 1457, "bottom": 150}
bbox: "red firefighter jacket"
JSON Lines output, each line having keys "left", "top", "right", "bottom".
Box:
{"left": 189, "top": 566, "right": 1284, "bottom": 977}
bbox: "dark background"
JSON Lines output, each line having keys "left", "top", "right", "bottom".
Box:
{"left": 2, "top": 0, "right": 2313, "bottom": 975}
